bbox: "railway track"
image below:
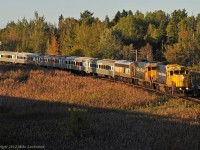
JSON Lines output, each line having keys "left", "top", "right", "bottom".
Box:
{"left": 44, "top": 68, "right": 200, "bottom": 105}
{"left": 91, "top": 75, "right": 200, "bottom": 104}
{"left": 3, "top": 63, "right": 200, "bottom": 104}
{"left": 178, "top": 96, "right": 200, "bottom": 104}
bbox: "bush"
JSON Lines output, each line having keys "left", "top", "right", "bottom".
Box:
{"left": 67, "top": 107, "right": 89, "bottom": 137}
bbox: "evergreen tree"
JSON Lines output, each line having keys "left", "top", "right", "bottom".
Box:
{"left": 128, "top": 10, "right": 133, "bottom": 16}
{"left": 166, "top": 20, "right": 178, "bottom": 44}
{"left": 171, "top": 9, "right": 187, "bottom": 24}
{"left": 80, "top": 10, "right": 94, "bottom": 25}
{"left": 121, "top": 9, "right": 128, "bottom": 18}
{"left": 104, "top": 15, "right": 111, "bottom": 28}
{"left": 59, "top": 18, "right": 78, "bottom": 56}
{"left": 113, "top": 11, "right": 121, "bottom": 24}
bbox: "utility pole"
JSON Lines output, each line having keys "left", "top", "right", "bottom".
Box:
{"left": 136, "top": 49, "right": 138, "bottom": 62}
{"left": 131, "top": 49, "right": 138, "bottom": 61}
{"left": 161, "top": 39, "right": 164, "bottom": 61}
{"left": 0, "top": 41, "right": 2, "bottom": 51}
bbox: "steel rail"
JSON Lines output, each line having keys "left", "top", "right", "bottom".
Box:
{"left": 91, "top": 75, "right": 200, "bottom": 104}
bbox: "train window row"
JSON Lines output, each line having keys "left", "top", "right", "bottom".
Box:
{"left": 174, "top": 70, "right": 188, "bottom": 74}
{"left": 115, "top": 67, "right": 130, "bottom": 73}
{"left": 17, "top": 56, "right": 26, "bottom": 59}
{"left": 1, "top": 55, "right": 28, "bottom": 59}
{"left": 52, "top": 59, "right": 60, "bottom": 63}
{"left": 76, "top": 62, "right": 83, "bottom": 66}
{"left": 0, "top": 55, "right": 13, "bottom": 58}
{"left": 27, "top": 57, "right": 33, "bottom": 61}
{"left": 65, "top": 61, "right": 75, "bottom": 65}
{"left": 65, "top": 61, "right": 83, "bottom": 66}
{"left": 90, "top": 63, "right": 113, "bottom": 70}
{"left": 148, "top": 67, "right": 157, "bottom": 71}
{"left": 38, "top": 58, "right": 60, "bottom": 64}
{"left": 169, "top": 70, "right": 189, "bottom": 76}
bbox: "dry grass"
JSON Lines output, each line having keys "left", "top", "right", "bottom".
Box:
{"left": 0, "top": 63, "right": 199, "bottom": 150}
{"left": 0, "top": 65, "right": 157, "bottom": 110}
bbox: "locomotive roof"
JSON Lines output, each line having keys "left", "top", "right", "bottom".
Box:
{"left": 135, "top": 61, "right": 159, "bottom": 67}
{"left": 157, "top": 64, "right": 187, "bottom": 72}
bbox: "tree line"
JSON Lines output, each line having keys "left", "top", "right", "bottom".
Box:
{"left": 0, "top": 9, "right": 200, "bottom": 66}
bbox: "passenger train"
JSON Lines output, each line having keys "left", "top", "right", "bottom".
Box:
{"left": 0, "top": 51, "right": 193, "bottom": 95}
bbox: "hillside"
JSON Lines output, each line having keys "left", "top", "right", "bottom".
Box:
{"left": 0, "top": 63, "right": 199, "bottom": 149}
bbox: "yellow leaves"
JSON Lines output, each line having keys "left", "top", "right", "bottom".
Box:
{"left": 47, "top": 35, "right": 59, "bottom": 55}
{"left": 164, "top": 43, "right": 182, "bottom": 63}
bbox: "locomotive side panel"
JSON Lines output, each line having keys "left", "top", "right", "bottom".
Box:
{"left": 157, "top": 65, "right": 167, "bottom": 84}
{"left": 134, "top": 62, "right": 146, "bottom": 80}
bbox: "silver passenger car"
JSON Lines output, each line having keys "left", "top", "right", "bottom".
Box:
{"left": 26, "top": 53, "right": 41, "bottom": 65}
{"left": 15, "top": 52, "right": 36, "bottom": 64}
{"left": 0, "top": 51, "right": 16, "bottom": 63}
{"left": 114, "top": 60, "right": 134, "bottom": 82}
{"left": 114, "top": 60, "right": 134, "bottom": 78}
{"left": 0, "top": 51, "right": 37, "bottom": 64}
{"left": 38, "top": 54, "right": 50, "bottom": 66}
{"left": 63, "top": 56, "right": 92, "bottom": 73}
{"left": 51, "top": 55, "right": 65, "bottom": 68}
{"left": 39, "top": 55, "right": 65, "bottom": 68}
{"left": 88, "top": 59, "right": 116, "bottom": 78}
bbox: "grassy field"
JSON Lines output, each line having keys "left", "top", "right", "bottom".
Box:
{"left": 0, "top": 63, "right": 199, "bottom": 150}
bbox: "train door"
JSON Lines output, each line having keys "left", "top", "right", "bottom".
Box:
{"left": 145, "top": 65, "right": 152, "bottom": 82}
{"left": 167, "top": 70, "right": 174, "bottom": 86}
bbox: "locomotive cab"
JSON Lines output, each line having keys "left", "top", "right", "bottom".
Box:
{"left": 166, "top": 65, "right": 191, "bottom": 92}
{"left": 146, "top": 64, "right": 157, "bottom": 82}
{"left": 134, "top": 62, "right": 159, "bottom": 82}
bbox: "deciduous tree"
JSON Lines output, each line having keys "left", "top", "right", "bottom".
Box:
{"left": 48, "top": 35, "right": 59, "bottom": 55}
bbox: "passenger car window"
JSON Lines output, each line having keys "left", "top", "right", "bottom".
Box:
{"left": 180, "top": 70, "right": 185, "bottom": 74}
{"left": 174, "top": 70, "right": 179, "bottom": 74}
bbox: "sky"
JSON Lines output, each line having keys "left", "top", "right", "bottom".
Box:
{"left": 0, "top": 0, "right": 200, "bottom": 29}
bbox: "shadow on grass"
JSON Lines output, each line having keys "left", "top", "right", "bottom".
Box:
{"left": 0, "top": 95, "right": 199, "bottom": 150}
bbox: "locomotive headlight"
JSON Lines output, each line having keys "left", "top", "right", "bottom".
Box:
{"left": 186, "top": 87, "right": 189, "bottom": 90}
{"left": 179, "top": 87, "right": 182, "bottom": 90}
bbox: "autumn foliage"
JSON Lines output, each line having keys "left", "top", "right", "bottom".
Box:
{"left": 1, "top": 10, "right": 200, "bottom": 66}
{"left": 47, "top": 35, "right": 59, "bottom": 55}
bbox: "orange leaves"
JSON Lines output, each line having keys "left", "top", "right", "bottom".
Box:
{"left": 47, "top": 36, "right": 59, "bottom": 55}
